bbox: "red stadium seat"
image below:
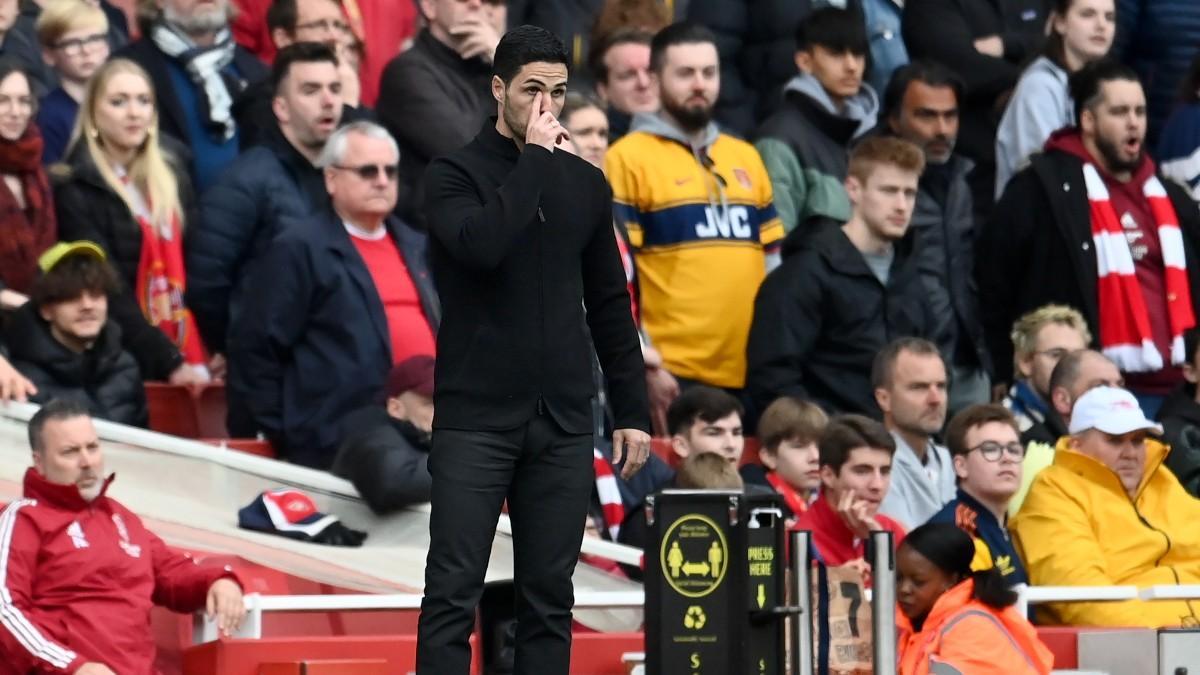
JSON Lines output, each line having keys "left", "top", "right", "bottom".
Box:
{"left": 195, "top": 384, "right": 230, "bottom": 437}
{"left": 144, "top": 383, "right": 201, "bottom": 438}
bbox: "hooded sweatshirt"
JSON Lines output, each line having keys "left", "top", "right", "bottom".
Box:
{"left": 753, "top": 72, "right": 880, "bottom": 234}
{"left": 606, "top": 113, "right": 783, "bottom": 388}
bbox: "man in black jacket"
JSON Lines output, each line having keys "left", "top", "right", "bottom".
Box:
{"left": 417, "top": 26, "right": 650, "bottom": 675}
{"left": 6, "top": 242, "right": 147, "bottom": 427}
{"left": 188, "top": 42, "right": 343, "bottom": 355}
{"left": 980, "top": 59, "right": 1200, "bottom": 416}
{"left": 1156, "top": 327, "right": 1200, "bottom": 498}
{"left": 746, "top": 135, "right": 933, "bottom": 420}
{"left": 227, "top": 121, "right": 439, "bottom": 469}
{"left": 377, "top": 0, "right": 502, "bottom": 226}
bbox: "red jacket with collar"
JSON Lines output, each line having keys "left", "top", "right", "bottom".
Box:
{"left": 0, "top": 468, "right": 240, "bottom": 674}
{"left": 794, "top": 492, "right": 907, "bottom": 566}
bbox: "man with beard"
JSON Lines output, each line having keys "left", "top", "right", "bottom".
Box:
{"left": 981, "top": 58, "right": 1200, "bottom": 418}
{"left": 881, "top": 61, "right": 991, "bottom": 414}
{"left": 874, "top": 338, "right": 956, "bottom": 529}
{"left": 117, "top": 0, "right": 268, "bottom": 191}
{"left": 606, "top": 22, "right": 783, "bottom": 395}
{"left": 417, "top": 26, "right": 650, "bottom": 675}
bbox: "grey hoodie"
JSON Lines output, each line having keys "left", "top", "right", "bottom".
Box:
{"left": 784, "top": 72, "right": 880, "bottom": 139}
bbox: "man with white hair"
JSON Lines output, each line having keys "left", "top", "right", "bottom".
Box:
{"left": 116, "top": 0, "right": 269, "bottom": 190}
{"left": 227, "top": 121, "right": 439, "bottom": 469}
{"left": 0, "top": 399, "right": 245, "bottom": 674}
{"left": 1013, "top": 386, "right": 1200, "bottom": 627}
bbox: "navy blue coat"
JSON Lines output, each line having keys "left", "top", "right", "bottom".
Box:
{"left": 1114, "top": 0, "right": 1200, "bottom": 147}
{"left": 226, "top": 215, "right": 440, "bottom": 469}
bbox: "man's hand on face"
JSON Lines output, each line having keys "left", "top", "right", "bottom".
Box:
{"left": 525, "top": 92, "right": 569, "bottom": 151}
{"left": 448, "top": 16, "right": 501, "bottom": 63}
{"left": 836, "top": 490, "right": 881, "bottom": 540}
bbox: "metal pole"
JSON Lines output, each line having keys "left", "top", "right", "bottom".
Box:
{"left": 790, "top": 530, "right": 813, "bottom": 675}
{"left": 871, "top": 530, "right": 897, "bottom": 675}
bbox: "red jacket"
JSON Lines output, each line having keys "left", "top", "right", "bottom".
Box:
{"left": 0, "top": 468, "right": 240, "bottom": 674}
{"left": 794, "top": 492, "right": 906, "bottom": 566}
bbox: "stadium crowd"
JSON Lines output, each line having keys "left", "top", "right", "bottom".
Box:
{"left": 2, "top": 0, "right": 1200, "bottom": 671}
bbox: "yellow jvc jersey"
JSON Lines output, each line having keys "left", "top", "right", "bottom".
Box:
{"left": 606, "top": 131, "right": 783, "bottom": 388}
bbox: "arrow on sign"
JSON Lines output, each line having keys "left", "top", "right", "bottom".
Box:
{"left": 682, "top": 562, "right": 710, "bottom": 576}
{"left": 756, "top": 584, "right": 766, "bottom": 609}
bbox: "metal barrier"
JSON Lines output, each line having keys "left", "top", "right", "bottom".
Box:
{"left": 789, "top": 530, "right": 814, "bottom": 675}
{"left": 871, "top": 530, "right": 897, "bottom": 675}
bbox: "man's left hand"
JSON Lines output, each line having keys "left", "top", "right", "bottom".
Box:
{"left": 612, "top": 428, "right": 652, "bottom": 480}
{"left": 206, "top": 578, "right": 245, "bottom": 637}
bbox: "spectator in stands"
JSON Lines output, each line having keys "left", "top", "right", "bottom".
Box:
{"left": 0, "top": 399, "right": 245, "bottom": 674}
{"left": 754, "top": 7, "right": 876, "bottom": 236}
{"left": 116, "top": 0, "right": 268, "bottom": 191}
{"left": 34, "top": 0, "right": 109, "bottom": 165}
{"left": 588, "top": 27, "right": 656, "bottom": 140}
{"left": 795, "top": 414, "right": 906, "bottom": 566}
{"left": 0, "top": 0, "right": 53, "bottom": 94}
{"left": 665, "top": 385, "right": 745, "bottom": 466}
{"left": 6, "top": 241, "right": 146, "bottom": 427}
{"left": 995, "top": 0, "right": 1116, "bottom": 197}
{"left": 1155, "top": 326, "right": 1200, "bottom": 497}
{"left": 881, "top": 60, "right": 991, "bottom": 411}
{"left": 607, "top": 22, "right": 783, "bottom": 394}
{"left": 0, "top": 61, "right": 55, "bottom": 296}
{"left": 928, "top": 405, "right": 1028, "bottom": 587}
{"left": 980, "top": 59, "right": 1200, "bottom": 419}
{"left": 746, "top": 136, "right": 931, "bottom": 419}
{"left": 1112, "top": 0, "right": 1200, "bottom": 149}
{"left": 902, "top": 0, "right": 1047, "bottom": 216}
{"left": 896, "top": 523, "right": 1052, "bottom": 675}
{"left": 676, "top": 451, "right": 744, "bottom": 490}
{"left": 377, "top": 0, "right": 502, "bottom": 226}
{"left": 331, "top": 355, "right": 435, "bottom": 513}
{"left": 1013, "top": 386, "right": 1200, "bottom": 626}
{"left": 1002, "top": 305, "right": 1091, "bottom": 441}
{"left": 744, "top": 395, "right": 827, "bottom": 518}
{"left": 228, "top": 121, "right": 437, "bottom": 469}
{"left": 1158, "top": 52, "right": 1200, "bottom": 201}
{"left": 54, "top": 58, "right": 212, "bottom": 386}
{"left": 188, "top": 42, "right": 344, "bottom": 355}
{"left": 874, "top": 338, "right": 955, "bottom": 529}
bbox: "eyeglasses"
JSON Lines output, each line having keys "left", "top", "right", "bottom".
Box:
{"left": 334, "top": 163, "right": 399, "bottom": 181}
{"left": 54, "top": 33, "right": 108, "bottom": 56}
{"left": 295, "top": 18, "right": 349, "bottom": 33}
{"left": 966, "top": 441, "right": 1026, "bottom": 462}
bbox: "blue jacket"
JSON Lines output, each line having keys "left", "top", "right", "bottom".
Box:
{"left": 1114, "top": 0, "right": 1200, "bottom": 146}
{"left": 928, "top": 488, "right": 1029, "bottom": 586}
{"left": 226, "top": 215, "right": 439, "bottom": 469}
{"left": 1158, "top": 102, "right": 1200, "bottom": 201}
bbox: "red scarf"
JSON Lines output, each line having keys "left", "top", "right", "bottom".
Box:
{"left": 1084, "top": 163, "right": 1196, "bottom": 371}
{"left": 765, "top": 471, "right": 810, "bottom": 517}
{"left": 0, "top": 127, "right": 55, "bottom": 293}
{"left": 132, "top": 204, "right": 207, "bottom": 367}
{"left": 592, "top": 448, "right": 625, "bottom": 540}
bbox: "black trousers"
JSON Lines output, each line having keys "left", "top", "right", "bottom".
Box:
{"left": 416, "top": 413, "right": 594, "bottom": 674}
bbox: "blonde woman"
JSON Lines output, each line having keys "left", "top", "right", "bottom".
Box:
{"left": 53, "top": 57, "right": 213, "bottom": 385}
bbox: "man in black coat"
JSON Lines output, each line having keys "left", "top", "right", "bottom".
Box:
{"left": 746, "top": 136, "right": 933, "bottom": 420}
{"left": 979, "top": 59, "right": 1200, "bottom": 413}
{"left": 226, "top": 121, "right": 439, "bottom": 469}
{"left": 6, "top": 242, "right": 147, "bottom": 427}
{"left": 417, "top": 26, "right": 650, "bottom": 675}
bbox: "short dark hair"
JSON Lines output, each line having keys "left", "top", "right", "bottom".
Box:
{"left": 1047, "top": 348, "right": 1105, "bottom": 398}
{"left": 881, "top": 59, "right": 964, "bottom": 122}
{"left": 795, "top": 6, "right": 868, "bottom": 56}
{"left": 1069, "top": 57, "right": 1141, "bottom": 127}
{"left": 271, "top": 41, "right": 339, "bottom": 97}
{"left": 666, "top": 386, "right": 743, "bottom": 438}
{"left": 29, "top": 253, "right": 119, "bottom": 310}
{"left": 28, "top": 398, "right": 92, "bottom": 454}
{"left": 818, "top": 414, "right": 896, "bottom": 474}
{"left": 493, "top": 24, "right": 569, "bottom": 83}
{"left": 870, "top": 337, "right": 943, "bottom": 390}
{"left": 649, "top": 22, "right": 716, "bottom": 73}
{"left": 944, "top": 404, "right": 1020, "bottom": 457}
{"left": 588, "top": 27, "right": 652, "bottom": 85}
{"left": 902, "top": 522, "right": 1018, "bottom": 610}
{"left": 265, "top": 0, "right": 298, "bottom": 34}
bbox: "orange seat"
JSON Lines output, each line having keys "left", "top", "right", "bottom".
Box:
{"left": 195, "top": 384, "right": 230, "bottom": 437}
{"left": 144, "top": 383, "right": 201, "bottom": 438}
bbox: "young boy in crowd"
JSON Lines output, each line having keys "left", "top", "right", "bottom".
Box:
{"left": 36, "top": 0, "right": 109, "bottom": 164}
{"left": 743, "top": 395, "right": 828, "bottom": 519}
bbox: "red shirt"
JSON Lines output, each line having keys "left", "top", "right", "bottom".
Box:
{"left": 793, "top": 492, "right": 906, "bottom": 567}
{"left": 349, "top": 229, "right": 435, "bottom": 364}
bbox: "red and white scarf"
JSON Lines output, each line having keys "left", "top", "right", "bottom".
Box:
{"left": 592, "top": 448, "right": 625, "bottom": 540}
{"left": 1084, "top": 163, "right": 1196, "bottom": 372}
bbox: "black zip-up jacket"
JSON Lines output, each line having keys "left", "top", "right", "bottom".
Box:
{"left": 1155, "top": 383, "right": 1200, "bottom": 498}
{"left": 424, "top": 121, "right": 649, "bottom": 435}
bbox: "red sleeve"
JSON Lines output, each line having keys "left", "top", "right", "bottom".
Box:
{"left": 0, "top": 502, "right": 86, "bottom": 673}
{"left": 147, "top": 530, "right": 242, "bottom": 614}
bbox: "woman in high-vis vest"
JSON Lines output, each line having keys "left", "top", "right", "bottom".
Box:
{"left": 896, "top": 523, "right": 1053, "bottom": 675}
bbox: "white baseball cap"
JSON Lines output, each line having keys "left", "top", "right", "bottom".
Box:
{"left": 1068, "top": 386, "right": 1163, "bottom": 436}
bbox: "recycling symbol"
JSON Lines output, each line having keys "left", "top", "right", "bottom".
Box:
{"left": 683, "top": 605, "right": 707, "bottom": 630}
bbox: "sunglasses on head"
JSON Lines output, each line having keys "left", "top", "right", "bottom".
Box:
{"left": 334, "top": 163, "right": 399, "bottom": 181}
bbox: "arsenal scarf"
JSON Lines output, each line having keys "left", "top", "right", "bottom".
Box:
{"left": 592, "top": 448, "right": 625, "bottom": 540}
{"left": 134, "top": 209, "right": 208, "bottom": 369}
{"left": 1084, "top": 163, "right": 1195, "bottom": 372}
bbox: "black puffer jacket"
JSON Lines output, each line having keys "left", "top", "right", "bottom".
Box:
{"left": 331, "top": 405, "right": 432, "bottom": 514}
{"left": 1156, "top": 383, "right": 1200, "bottom": 498}
{"left": 51, "top": 141, "right": 196, "bottom": 381}
{"left": 6, "top": 304, "right": 147, "bottom": 427}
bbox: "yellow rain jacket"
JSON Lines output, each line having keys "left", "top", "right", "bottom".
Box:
{"left": 1012, "top": 437, "right": 1200, "bottom": 627}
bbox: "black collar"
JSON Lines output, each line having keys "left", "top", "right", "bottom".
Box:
{"left": 476, "top": 118, "right": 522, "bottom": 161}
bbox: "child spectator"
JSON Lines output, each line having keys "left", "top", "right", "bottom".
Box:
{"left": 744, "top": 395, "right": 827, "bottom": 519}
{"left": 34, "top": 0, "right": 110, "bottom": 165}
{"left": 676, "top": 451, "right": 744, "bottom": 490}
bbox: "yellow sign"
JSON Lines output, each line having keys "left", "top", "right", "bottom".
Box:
{"left": 683, "top": 605, "right": 707, "bottom": 629}
{"left": 660, "top": 514, "right": 729, "bottom": 598}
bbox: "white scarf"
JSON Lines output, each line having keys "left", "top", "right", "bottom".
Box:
{"left": 150, "top": 21, "right": 238, "bottom": 141}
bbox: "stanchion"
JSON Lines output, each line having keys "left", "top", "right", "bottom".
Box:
{"left": 871, "top": 530, "right": 897, "bottom": 675}
{"left": 789, "top": 530, "right": 813, "bottom": 675}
